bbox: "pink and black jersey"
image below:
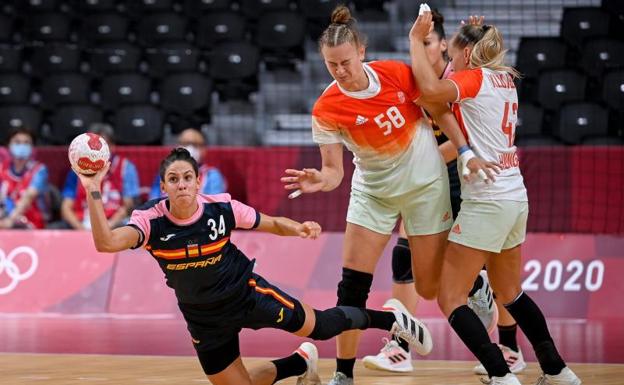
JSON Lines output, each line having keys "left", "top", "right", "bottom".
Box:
{"left": 128, "top": 193, "right": 260, "bottom": 305}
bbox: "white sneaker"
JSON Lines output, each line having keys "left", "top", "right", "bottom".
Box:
{"left": 474, "top": 345, "right": 527, "bottom": 375}
{"left": 382, "top": 298, "right": 433, "bottom": 356}
{"left": 468, "top": 270, "right": 499, "bottom": 334}
{"left": 534, "top": 367, "right": 581, "bottom": 385}
{"left": 327, "top": 371, "right": 353, "bottom": 385}
{"left": 362, "top": 337, "right": 414, "bottom": 373}
{"left": 483, "top": 373, "right": 522, "bottom": 385}
{"left": 294, "top": 342, "right": 321, "bottom": 385}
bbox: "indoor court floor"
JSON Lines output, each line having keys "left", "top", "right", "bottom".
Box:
{"left": 1, "top": 316, "right": 622, "bottom": 384}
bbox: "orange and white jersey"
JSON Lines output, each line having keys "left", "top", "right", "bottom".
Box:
{"left": 448, "top": 67, "right": 528, "bottom": 201}
{"left": 312, "top": 60, "right": 444, "bottom": 197}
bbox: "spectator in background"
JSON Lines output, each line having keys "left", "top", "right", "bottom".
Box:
{"left": 149, "top": 128, "right": 226, "bottom": 200}
{"left": 60, "top": 123, "right": 140, "bottom": 229}
{"left": 0, "top": 126, "right": 49, "bottom": 229}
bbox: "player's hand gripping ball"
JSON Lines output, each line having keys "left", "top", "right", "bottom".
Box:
{"left": 68, "top": 133, "right": 110, "bottom": 175}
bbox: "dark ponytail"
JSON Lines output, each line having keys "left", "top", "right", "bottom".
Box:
{"left": 159, "top": 147, "right": 199, "bottom": 182}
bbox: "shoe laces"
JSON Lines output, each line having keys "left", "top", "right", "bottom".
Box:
{"left": 380, "top": 337, "right": 399, "bottom": 353}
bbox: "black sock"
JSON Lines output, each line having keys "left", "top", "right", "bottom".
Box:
{"left": 469, "top": 274, "right": 484, "bottom": 297}
{"left": 498, "top": 323, "right": 518, "bottom": 352}
{"left": 336, "top": 357, "right": 355, "bottom": 378}
{"left": 449, "top": 305, "right": 509, "bottom": 377}
{"left": 364, "top": 309, "right": 395, "bottom": 331}
{"left": 504, "top": 292, "right": 566, "bottom": 375}
{"left": 397, "top": 337, "right": 410, "bottom": 352}
{"left": 271, "top": 353, "right": 307, "bottom": 383}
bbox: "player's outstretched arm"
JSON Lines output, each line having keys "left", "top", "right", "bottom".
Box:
{"left": 409, "top": 11, "right": 458, "bottom": 104}
{"left": 256, "top": 213, "right": 321, "bottom": 239}
{"left": 281, "top": 143, "right": 344, "bottom": 198}
{"left": 74, "top": 163, "right": 140, "bottom": 252}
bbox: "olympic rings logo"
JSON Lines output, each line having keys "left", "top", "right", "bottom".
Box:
{"left": 0, "top": 246, "right": 38, "bottom": 295}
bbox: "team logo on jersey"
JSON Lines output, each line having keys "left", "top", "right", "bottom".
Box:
{"left": 160, "top": 233, "right": 176, "bottom": 241}
{"left": 452, "top": 224, "right": 462, "bottom": 234}
{"left": 355, "top": 115, "right": 368, "bottom": 125}
{"left": 442, "top": 212, "right": 451, "bottom": 222}
{"left": 397, "top": 91, "right": 406, "bottom": 104}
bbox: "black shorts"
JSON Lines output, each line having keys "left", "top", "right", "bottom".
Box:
{"left": 447, "top": 160, "right": 462, "bottom": 219}
{"left": 179, "top": 273, "right": 303, "bottom": 375}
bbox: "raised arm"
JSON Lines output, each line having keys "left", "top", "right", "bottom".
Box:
{"left": 76, "top": 163, "right": 140, "bottom": 252}
{"left": 409, "top": 11, "right": 458, "bottom": 104}
{"left": 255, "top": 213, "right": 321, "bottom": 239}
{"left": 281, "top": 142, "right": 344, "bottom": 197}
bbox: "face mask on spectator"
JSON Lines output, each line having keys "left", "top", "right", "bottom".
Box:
{"left": 183, "top": 145, "right": 201, "bottom": 163}
{"left": 9, "top": 143, "right": 32, "bottom": 159}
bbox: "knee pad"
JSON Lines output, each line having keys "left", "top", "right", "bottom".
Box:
{"left": 308, "top": 307, "right": 368, "bottom": 341}
{"left": 392, "top": 237, "right": 413, "bottom": 283}
{"left": 283, "top": 299, "right": 306, "bottom": 333}
{"left": 308, "top": 308, "right": 350, "bottom": 340}
{"left": 336, "top": 267, "right": 373, "bottom": 307}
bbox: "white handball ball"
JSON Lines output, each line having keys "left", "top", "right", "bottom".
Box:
{"left": 68, "top": 133, "right": 110, "bottom": 175}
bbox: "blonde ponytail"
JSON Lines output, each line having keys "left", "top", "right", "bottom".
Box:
{"left": 453, "top": 24, "right": 520, "bottom": 78}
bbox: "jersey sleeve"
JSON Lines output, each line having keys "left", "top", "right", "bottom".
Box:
{"left": 61, "top": 171, "right": 78, "bottom": 199}
{"left": 311, "top": 116, "right": 342, "bottom": 145}
{"left": 231, "top": 199, "right": 260, "bottom": 229}
{"left": 448, "top": 68, "right": 483, "bottom": 102}
{"left": 128, "top": 209, "right": 152, "bottom": 248}
{"left": 29, "top": 165, "right": 48, "bottom": 192}
{"left": 392, "top": 61, "right": 421, "bottom": 101}
{"left": 122, "top": 160, "right": 140, "bottom": 198}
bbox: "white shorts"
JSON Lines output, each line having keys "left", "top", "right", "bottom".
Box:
{"left": 346, "top": 173, "right": 452, "bottom": 236}
{"left": 448, "top": 200, "right": 529, "bottom": 253}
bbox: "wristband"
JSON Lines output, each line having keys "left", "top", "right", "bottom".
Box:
{"left": 457, "top": 145, "right": 471, "bottom": 155}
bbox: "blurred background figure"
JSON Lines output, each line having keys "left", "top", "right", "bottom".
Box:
{"left": 0, "top": 126, "right": 49, "bottom": 229}
{"left": 149, "top": 128, "right": 227, "bottom": 200}
{"left": 58, "top": 123, "right": 140, "bottom": 229}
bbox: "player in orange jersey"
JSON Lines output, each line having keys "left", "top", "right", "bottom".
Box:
{"left": 409, "top": 11, "right": 581, "bottom": 385}
{"left": 281, "top": 6, "right": 498, "bottom": 385}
